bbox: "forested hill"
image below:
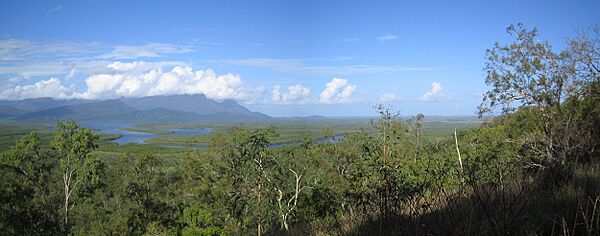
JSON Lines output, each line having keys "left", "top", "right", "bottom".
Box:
{"left": 0, "top": 94, "right": 271, "bottom": 122}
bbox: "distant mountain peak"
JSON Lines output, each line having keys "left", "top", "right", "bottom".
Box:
{"left": 121, "top": 94, "right": 256, "bottom": 116}
{"left": 6, "top": 94, "right": 270, "bottom": 123}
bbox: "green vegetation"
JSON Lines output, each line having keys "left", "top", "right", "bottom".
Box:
{"left": 99, "top": 133, "right": 123, "bottom": 141}
{"left": 140, "top": 118, "right": 480, "bottom": 147}
{"left": 1, "top": 24, "right": 599, "bottom": 235}
{"left": 0, "top": 123, "right": 53, "bottom": 149}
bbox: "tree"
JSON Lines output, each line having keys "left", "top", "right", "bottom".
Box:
{"left": 408, "top": 113, "right": 425, "bottom": 162}
{"left": 568, "top": 24, "right": 600, "bottom": 84}
{"left": 370, "top": 105, "right": 408, "bottom": 230}
{"left": 565, "top": 24, "right": 600, "bottom": 161}
{"left": 478, "top": 23, "right": 584, "bottom": 166}
{"left": 0, "top": 133, "right": 59, "bottom": 234}
{"left": 271, "top": 146, "right": 312, "bottom": 231}
{"left": 50, "top": 120, "right": 99, "bottom": 232}
{"left": 213, "top": 126, "right": 278, "bottom": 235}
{"left": 119, "top": 149, "right": 177, "bottom": 235}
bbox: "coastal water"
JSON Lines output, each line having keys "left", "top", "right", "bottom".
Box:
{"left": 80, "top": 122, "right": 212, "bottom": 145}
{"left": 81, "top": 122, "right": 342, "bottom": 149}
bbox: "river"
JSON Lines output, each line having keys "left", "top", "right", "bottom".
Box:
{"left": 81, "top": 122, "right": 343, "bottom": 149}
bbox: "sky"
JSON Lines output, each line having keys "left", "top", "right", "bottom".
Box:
{"left": 1, "top": 0, "right": 599, "bottom": 117}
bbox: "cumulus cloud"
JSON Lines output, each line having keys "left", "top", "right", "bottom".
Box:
{"left": 319, "top": 78, "right": 356, "bottom": 104}
{"left": 419, "top": 82, "right": 454, "bottom": 102}
{"left": 0, "top": 63, "right": 263, "bottom": 103}
{"left": 377, "top": 34, "right": 399, "bottom": 42}
{"left": 78, "top": 65, "right": 260, "bottom": 102}
{"left": 272, "top": 84, "right": 311, "bottom": 104}
{"left": 0, "top": 77, "right": 75, "bottom": 100}
{"left": 379, "top": 92, "right": 400, "bottom": 102}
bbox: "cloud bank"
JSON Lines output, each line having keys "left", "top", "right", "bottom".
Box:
{"left": 0, "top": 62, "right": 262, "bottom": 103}
{"left": 1, "top": 59, "right": 363, "bottom": 106}
{"left": 0, "top": 77, "right": 75, "bottom": 100}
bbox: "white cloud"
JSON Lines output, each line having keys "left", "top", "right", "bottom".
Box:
{"left": 0, "top": 60, "right": 113, "bottom": 79}
{"left": 272, "top": 84, "right": 311, "bottom": 104}
{"left": 0, "top": 64, "right": 264, "bottom": 103}
{"left": 377, "top": 34, "right": 399, "bottom": 42}
{"left": 216, "top": 58, "right": 433, "bottom": 75}
{"left": 419, "top": 82, "right": 454, "bottom": 102}
{"left": 100, "top": 43, "right": 192, "bottom": 59}
{"left": 0, "top": 39, "right": 192, "bottom": 80}
{"left": 5, "top": 76, "right": 28, "bottom": 85}
{"left": 319, "top": 78, "right": 356, "bottom": 104}
{"left": 107, "top": 61, "right": 146, "bottom": 71}
{"left": 65, "top": 69, "right": 78, "bottom": 79}
{"left": 379, "top": 92, "right": 400, "bottom": 102}
{"left": 77, "top": 65, "right": 260, "bottom": 102}
{"left": 272, "top": 85, "right": 282, "bottom": 102}
{"left": 0, "top": 78, "right": 75, "bottom": 100}
{"left": 106, "top": 61, "right": 183, "bottom": 72}
{"left": 0, "top": 40, "right": 190, "bottom": 62}
{"left": 0, "top": 39, "right": 100, "bottom": 62}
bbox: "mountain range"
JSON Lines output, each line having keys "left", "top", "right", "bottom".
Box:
{"left": 0, "top": 94, "right": 271, "bottom": 123}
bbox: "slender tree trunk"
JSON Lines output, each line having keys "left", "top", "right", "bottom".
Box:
{"left": 455, "top": 129, "right": 465, "bottom": 191}
{"left": 63, "top": 172, "right": 70, "bottom": 234}
{"left": 257, "top": 182, "right": 262, "bottom": 236}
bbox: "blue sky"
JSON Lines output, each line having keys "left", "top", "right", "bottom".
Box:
{"left": 1, "top": 0, "right": 599, "bottom": 117}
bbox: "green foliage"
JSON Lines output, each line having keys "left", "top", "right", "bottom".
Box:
{"left": 180, "top": 206, "right": 230, "bottom": 236}
{"left": 51, "top": 120, "right": 100, "bottom": 233}
{"left": 51, "top": 120, "right": 99, "bottom": 162}
{"left": 479, "top": 23, "right": 599, "bottom": 168}
{"left": 0, "top": 132, "right": 59, "bottom": 235}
